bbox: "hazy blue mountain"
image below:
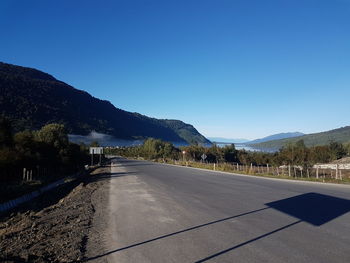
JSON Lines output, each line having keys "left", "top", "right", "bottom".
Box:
{"left": 251, "top": 127, "right": 350, "bottom": 150}
{"left": 246, "top": 132, "right": 304, "bottom": 145}
{"left": 208, "top": 137, "right": 250, "bottom": 143}
{"left": 0, "top": 62, "right": 210, "bottom": 145}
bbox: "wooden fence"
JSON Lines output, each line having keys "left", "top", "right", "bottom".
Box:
{"left": 233, "top": 163, "right": 350, "bottom": 180}
{"left": 172, "top": 160, "right": 350, "bottom": 181}
{"left": 0, "top": 166, "right": 65, "bottom": 183}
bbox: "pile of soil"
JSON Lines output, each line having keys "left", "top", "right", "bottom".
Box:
{"left": 0, "top": 166, "right": 110, "bottom": 263}
{"left": 331, "top": 157, "right": 350, "bottom": 164}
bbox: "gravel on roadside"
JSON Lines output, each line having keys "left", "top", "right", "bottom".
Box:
{"left": 0, "top": 166, "right": 110, "bottom": 263}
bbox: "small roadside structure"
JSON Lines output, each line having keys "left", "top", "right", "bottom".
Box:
{"left": 313, "top": 157, "right": 350, "bottom": 180}
{"left": 89, "top": 147, "right": 104, "bottom": 165}
{"left": 312, "top": 163, "right": 350, "bottom": 180}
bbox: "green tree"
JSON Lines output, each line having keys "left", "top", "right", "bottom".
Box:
{"left": 223, "top": 144, "right": 238, "bottom": 162}
{"left": 309, "top": 145, "right": 332, "bottom": 164}
{"left": 36, "top": 123, "right": 69, "bottom": 149}
{"left": 163, "top": 142, "right": 178, "bottom": 159}
{"left": 344, "top": 142, "right": 350, "bottom": 156}
{"left": 294, "top": 140, "right": 308, "bottom": 166}
{"left": 329, "top": 141, "right": 346, "bottom": 160}
{"left": 142, "top": 138, "right": 164, "bottom": 159}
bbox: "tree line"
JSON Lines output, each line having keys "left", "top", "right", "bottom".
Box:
{"left": 0, "top": 117, "right": 89, "bottom": 182}
{"left": 107, "top": 138, "right": 350, "bottom": 168}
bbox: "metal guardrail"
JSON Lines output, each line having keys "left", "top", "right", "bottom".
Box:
{"left": 0, "top": 172, "right": 84, "bottom": 213}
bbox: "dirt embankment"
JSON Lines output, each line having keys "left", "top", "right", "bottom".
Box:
{"left": 0, "top": 166, "right": 110, "bottom": 263}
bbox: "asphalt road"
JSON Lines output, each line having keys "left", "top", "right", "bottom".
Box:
{"left": 87, "top": 157, "right": 350, "bottom": 263}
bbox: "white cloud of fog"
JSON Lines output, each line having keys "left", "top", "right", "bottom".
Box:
{"left": 68, "top": 131, "right": 144, "bottom": 147}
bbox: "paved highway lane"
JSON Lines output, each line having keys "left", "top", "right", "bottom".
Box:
{"left": 87, "top": 157, "right": 350, "bottom": 263}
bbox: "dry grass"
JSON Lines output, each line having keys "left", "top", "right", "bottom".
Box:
{"left": 156, "top": 159, "right": 350, "bottom": 185}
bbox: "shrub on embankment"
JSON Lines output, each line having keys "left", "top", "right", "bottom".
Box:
{"left": 0, "top": 117, "right": 89, "bottom": 202}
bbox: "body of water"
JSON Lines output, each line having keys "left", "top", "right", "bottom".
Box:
{"left": 69, "top": 132, "right": 275, "bottom": 152}
{"left": 216, "top": 143, "right": 275, "bottom": 152}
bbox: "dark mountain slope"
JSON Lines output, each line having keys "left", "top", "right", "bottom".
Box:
{"left": 0, "top": 62, "right": 210, "bottom": 144}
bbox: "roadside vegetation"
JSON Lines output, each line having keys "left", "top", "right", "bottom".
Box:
{"left": 106, "top": 138, "right": 350, "bottom": 184}
{"left": 0, "top": 117, "right": 90, "bottom": 202}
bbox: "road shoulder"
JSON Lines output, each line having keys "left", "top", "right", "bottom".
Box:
{"left": 0, "top": 166, "right": 110, "bottom": 263}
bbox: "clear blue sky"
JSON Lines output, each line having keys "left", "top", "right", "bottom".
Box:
{"left": 1, "top": 0, "right": 349, "bottom": 139}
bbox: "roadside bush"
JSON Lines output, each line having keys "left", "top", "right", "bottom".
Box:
{"left": 0, "top": 117, "right": 89, "bottom": 182}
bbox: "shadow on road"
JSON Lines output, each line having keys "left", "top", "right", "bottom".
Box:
{"left": 84, "top": 192, "right": 350, "bottom": 262}
{"left": 195, "top": 192, "right": 350, "bottom": 262}
{"left": 83, "top": 207, "right": 269, "bottom": 262}
{"left": 265, "top": 192, "right": 350, "bottom": 226}
{"left": 195, "top": 220, "right": 302, "bottom": 262}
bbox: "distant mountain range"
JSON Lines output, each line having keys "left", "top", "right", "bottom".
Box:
{"left": 246, "top": 132, "right": 304, "bottom": 145}
{"left": 208, "top": 137, "right": 250, "bottom": 144}
{"left": 208, "top": 133, "right": 304, "bottom": 145}
{"left": 251, "top": 127, "right": 350, "bottom": 150}
{"left": 0, "top": 62, "right": 210, "bottom": 145}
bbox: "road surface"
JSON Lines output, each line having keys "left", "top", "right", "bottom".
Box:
{"left": 86, "top": 157, "right": 350, "bottom": 263}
